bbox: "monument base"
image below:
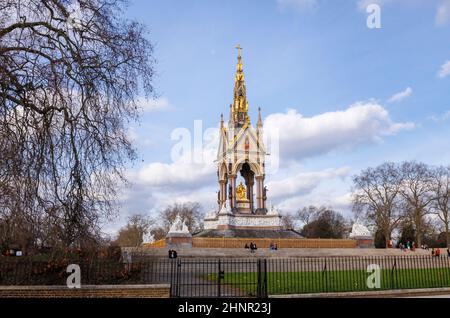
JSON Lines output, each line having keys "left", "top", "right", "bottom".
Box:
{"left": 352, "top": 236, "right": 374, "bottom": 248}
{"left": 203, "top": 210, "right": 284, "bottom": 231}
{"left": 235, "top": 200, "right": 251, "bottom": 214}
{"left": 165, "top": 232, "right": 192, "bottom": 248}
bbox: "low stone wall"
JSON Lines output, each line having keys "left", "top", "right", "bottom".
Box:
{"left": 0, "top": 284, "right": 170, "bottom": 298}
{"left": 192, "top": 238, "right": 357, "bottom": 249}
{"left": 142, "top": 238, "right": 365, "bottom": 249}
{"left": 143, "top": 239, "right": 165, "bottom": 248}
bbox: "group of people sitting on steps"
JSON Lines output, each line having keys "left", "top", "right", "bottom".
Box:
{"left": 244, "top": 242, "right": 258, "bottom": 253}
{"left": 244, "top": 242, "right": 279, "bottom": 252}
{"left": 168, "top": 249, "right": 178, "bottom": 259}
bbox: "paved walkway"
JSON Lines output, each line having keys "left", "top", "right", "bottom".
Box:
{"left": 132, "top": 247, "right": 436, "bottom": 259}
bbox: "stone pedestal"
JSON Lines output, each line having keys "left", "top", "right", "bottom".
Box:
{"left": 236, "top": 199, "right": 251, "bottom": 214}
{"left": 165, "top": 232, "right": 192, "bottom": 249}
{"left": 349, "top": 222, "right": 373, "bottom": 248}
{"left": 353, "top": 236, "right": 374, "bottom": 248}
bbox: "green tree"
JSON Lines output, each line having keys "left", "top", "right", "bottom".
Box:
{"left": 300, "top": 207, "right": 348, "bottom": 239}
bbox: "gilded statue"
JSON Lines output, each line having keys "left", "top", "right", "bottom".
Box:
{"left": 236, "top": 182, "right": 247, "bottom": 200}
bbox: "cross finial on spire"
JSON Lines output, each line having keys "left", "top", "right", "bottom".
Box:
{"left": 235, "top": 44, "right": 242, "bottom": 58}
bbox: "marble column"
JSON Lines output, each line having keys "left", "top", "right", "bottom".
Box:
{"left": 219, "top": 180, "right": 227, "bottom": 207}
{"left": 229, "top": 175, "right": 236, "bottom": 210}
{"left": 255, "top": 176, "right": 262, "bottom": 210}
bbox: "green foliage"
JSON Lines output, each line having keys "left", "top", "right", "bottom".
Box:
{"left": 374, "top": 229, "right": 386, "bottom": 248}
{"left": 300, "top": 208, "right": 348, "bottom": 239}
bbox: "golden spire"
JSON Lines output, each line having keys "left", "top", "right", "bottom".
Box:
{"left": 232, "top": 44, "right": 250, "bottom": 127}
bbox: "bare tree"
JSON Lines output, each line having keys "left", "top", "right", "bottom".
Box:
{"left": 431, "top": 166, "right": 450, "bottom": 248}
{"left": 399, "top": 161, "right": 435, "bottom": 247}
{"left": 149, "top": 227, "right": 167, "bottom": 242}
{"left": 0, "top": 0, "right": 154, "bottom": 248}
{"left": 280, "top": 211, "right": 296, "bottom": 230}
{"left": 158, "top": 202, "right": 204, "bottom": 235}
{"left": 297, "top": 205, "right": 323, "bottom": 225}
{"left": 115, "top": 214, "right": 152, "bottom": 247}
{"left": 352, "top": 162, "right": 404, "bottom": 247}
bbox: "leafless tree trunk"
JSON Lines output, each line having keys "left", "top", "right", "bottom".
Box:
{"left": 399, "top": 161, "right": 434, "bottom": 247}
{"left": 431, "top": 166, "right": 450, "bottom": 248}
{"left": 280, "top": 211, "right": 295, "bottom": 230}
{"left": 159, "top": 202, "right": 204, "bottom": 235}
{"left": 0, "top": 0, "right": 154, "bottom": 248}
{"left": 115, "top": 214, "right": 153, "bottom": 247}
{"left": 352, "top": 162, "right": 404, "bottom": 247}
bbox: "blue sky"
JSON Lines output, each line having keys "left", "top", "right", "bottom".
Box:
{"left": 109, "top": 0, "right": 450, "bottom": 233}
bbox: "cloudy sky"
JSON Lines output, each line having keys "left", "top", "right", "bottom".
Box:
{"left": 107, "top": 0, "right": 450, "bottom": 233}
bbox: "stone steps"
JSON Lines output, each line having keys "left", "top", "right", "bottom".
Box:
{"left": 130, "top": 247, "right": 433, "bottom": 259}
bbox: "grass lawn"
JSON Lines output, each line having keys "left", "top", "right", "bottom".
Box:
{"left": 205, "top": 267, "right": 450, "bottom": 295}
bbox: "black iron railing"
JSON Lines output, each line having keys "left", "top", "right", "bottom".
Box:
{"left": 1, "top": 255, "right": 449, "bottom": 297}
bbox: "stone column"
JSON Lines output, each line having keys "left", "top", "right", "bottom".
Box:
{"left": 223, "top": 180, "right": 228, "bottom": 204}
{"left": 248, "top": 178, "right": 254, "bottom": 213}
{"left": 255, "top": 176, "right": 262, "bottom": 210}
{"left": 219, "top": 180, "right": 227, "bottom": 207}
{"left": 229, "top": 175, "right": 236, "bottom": 210}
{"left": 262, "top": 176, "right": 266, "bottom": 210}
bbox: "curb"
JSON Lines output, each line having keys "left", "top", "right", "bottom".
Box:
{"left": 269, "top": 287, "right": 450, "bottom": 298}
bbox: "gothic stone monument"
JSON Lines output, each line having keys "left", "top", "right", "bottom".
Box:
{"left": 166, "top": 214, "right": 193, "bottom": 248}
{"left": 195, "top": 46, "right": 302, "bottom": 239}
{"left": 349, "top": 221, "right": 374, "bottom": 248}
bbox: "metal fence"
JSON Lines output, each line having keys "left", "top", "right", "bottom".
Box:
{"left": 1, "top": 255, "right": 449, "bottom": 297}
{"left": 266, "top": 256, "right": 450, "bottom": 295}
{"left": 0, "top": 259, "right": 175, "bottom": 286}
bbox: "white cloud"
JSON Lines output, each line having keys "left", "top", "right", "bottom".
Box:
{"left": 429, "top": 110, "right": 450, "bottom": 122}
{"left": 267, "top": 167, "right": 350, "bottom": 200}
{"left": 277, "top": 0, "right": 318, "bottom": 12}
{"left": 127, "top": 127, "right": 139, "bottom": 142}
{"left": 263, "top": 100, "right": 414, "bottom": 160}
{"left": 116, "top": 100, "right": 414, "bottom": 228}
{"left": 276, "top": 189, "right": 353, "bottom": 216}
{"left": 437, "top": 60, "right": 450, "bottom": 78}
{"left": 137, "top": 97, "right": 171, "bottom": 112}
{"left": 436, "top": 0, "right": 450, "bottom": 26}
{"left": 131, "top": 161, "right": 215, "bottom": 189}
{"left": 388, "top": 87, "right": 413, "bottom": 103}
{"left": 127, "top": 131, "right": 218, "bottom": 189}
{"left": 120, "top": 128, "right": 220, "bottom": 214}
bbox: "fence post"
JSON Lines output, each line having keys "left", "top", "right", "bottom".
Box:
{"left": 170, "top": 259, "right": 181, "bottom": 298}
{"left": 257, "top": 259, "right": 268, "bottom": 298}
{"left": 323, "top": 259, "right": 328, "bottom": 293}
{"left": 391, "top": 259, "right": 397, "bottom": 290}
{"left": 217, "top": 259, "right": 222, "bottom": 297}
{"left": 169, "top": 259, "right": 175, "bottom": 297}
